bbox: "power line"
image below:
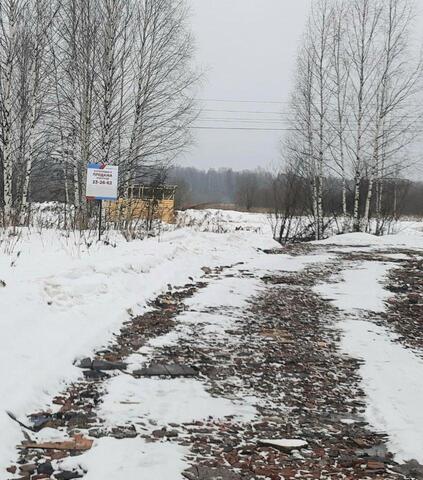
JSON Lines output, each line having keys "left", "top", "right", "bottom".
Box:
{"left": 196, "top": 108, "right": 289, "bottom": 115}
{"left": 193, "top": 100, "right": 423, "bottom": 131}
{"left": 197, "top": 97, "right": 422, "bottom": 111}
{"left": 195, "top": 110, "right": 423, "bottom": 121}
{"left": 197, "top": 117, "right": 292, "bottom": 123}
{"left": 196, "top": 116, "right": 423, "bottom": 125}
{"left": 191, "top": 124, "right": 423, "bottom": 133}
{"left": 198, "top": 98, "right": 288, "bottom": 105}
{"left": 190, "top": 126, "right": 294, "bottom": 131}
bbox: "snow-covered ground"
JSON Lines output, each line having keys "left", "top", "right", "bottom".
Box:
{"left": 314, "top": 223, "right": 423, "bottom": 250}
{"left": 314, "top": 262, "right": 393, "bottom": 313}
{"left": 0, "top": 225, "right": 274, "bottom": 468}
{"left": 342, "top": 320, "right": 423, "bottom": 463}
{"left": 176, "top": 208, "right": 273, "bottom": 234}
{"left": 316, "top": 256, "right": 423, "bottom": 464}
{"left": 60, "top": 437, "right": 189, "bottom": 480}
{"left": 2, "top": 208, "right": 423, "bottom": 474}
{"left": 0, "top": 209, "right": 334, "bottom": 471}
{"left": 59, "top": 274, "right": 266, "bottom": 479}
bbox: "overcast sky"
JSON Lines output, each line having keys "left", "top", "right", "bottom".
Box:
{"left": 181, "top": 1, "right": 423, "bottom": 178}
{"left": 181, "top": 0, "right": 313, "bottom": 172}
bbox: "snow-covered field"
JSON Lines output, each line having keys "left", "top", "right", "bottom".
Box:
{"left": 176, "top": 208, "right": 272, "bottom": 234}
{"left": 1, "top": 208, "right": 423, "bottom": 475}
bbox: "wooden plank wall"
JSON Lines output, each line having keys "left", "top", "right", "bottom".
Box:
{"left": 105, "top": 198, "right": 175, "bottom": 223}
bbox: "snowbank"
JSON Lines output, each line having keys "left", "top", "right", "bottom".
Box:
{"left": 315, "top": 221, "right": 423, "bottom": 249}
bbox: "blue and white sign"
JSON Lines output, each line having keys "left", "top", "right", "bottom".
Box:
{"left": 86, "top": 163, "right": 119, "bottom": 201}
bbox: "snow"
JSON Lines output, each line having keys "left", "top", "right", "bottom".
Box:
{"left": 341, "top": 320, "right": 423, "bottom": 464}
{"left": 315, "top": 221, "right": 423, "bottom": 250}
{"left": 184, "top": 276, "right": 261, "bottom": 309}
{"left": 314, "top": 261, "right": 393, "bottom": 313}
{"left": 0, "top": 226, "right": 276, "bottom": 468}
{"left": 99, "top": 273, "right": 265, "bottom": 432}
{"left": 59, "top": 437, "right": 189, "bottom": 480}
{"left": 125, "top": 275, "right": 263, "bottom": 370}
{"left": 99, "top": 376, "right": 257, "bottom": 428}
{"left": 33, "top": 428, "right": 70, "bottom": 443}
{"left": 247, "top": 252, "right": 334, "bottom": 274}
{"left": 0, "top": 209, "right": 331, "bottom": 469}
{"left": 259, "top": 439, "right": 308, "bottom": 449}
{"left": 315, "top": 232, "right": 383, "bottom": 246}
{"left": 146, "top": 330, "right": 182, "bottom": 349}
{"left": 176, "top": 305, "right": 244, "bottom": 336}
{"left": 316, "top": 257, "right": 423, "bottom": 464}
{"left": 3, "top": 209, "right": 423, "bottom": 472}
{"left": 177, "top": 208, "right": 271, "bottom": 234}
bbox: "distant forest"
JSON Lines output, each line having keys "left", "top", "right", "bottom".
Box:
{"left": 168, "top": 166, "right": 423, "bottom": 217}
{"left": 168, "top": 167, "right": 273, "bottom": 210}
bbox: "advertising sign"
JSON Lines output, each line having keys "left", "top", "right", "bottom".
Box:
{"left": 86, "top": 163, "right": 118, "bottom": 201}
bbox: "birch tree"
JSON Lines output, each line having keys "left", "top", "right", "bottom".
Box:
{"left": 285, "top": 0, "right": 422, "bottom": 237}
{"left": 329, "top": 0, "right": 350, "bottom": 229}
{"left": 362, "top": 0, "right": 421, "bottom": 230}
{"left": 96, "top": 0, "right": 132, "bottom": 166}
{"left": 0, "top": 0, "right": 23, "bottom": 221}
{"left": 287, "top": 0, "right": 334, "bottom": 240}
{"left": 17, "top": 0, "right": 57, "bottom": 218}
{"left": 123, "top": 0, "right": 197, "bottom": 192}
{"left": 343, "top": 0, "right": 384, "bottom": 232}
{"left": 1, "top": 0, "right": 197, "bottom": 225}
{"left": 54, "top": 0, "right": 101, "bottom": 212}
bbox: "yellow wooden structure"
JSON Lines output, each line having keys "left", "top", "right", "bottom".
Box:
{"left": 105, "top": 185, "right": 177, "bottom": 223}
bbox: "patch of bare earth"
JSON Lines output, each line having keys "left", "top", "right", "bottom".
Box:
{"left": 162, "top": 262, "right": 404, "bottom": 480}
{"left": 383, "top": 256, "right": 423, "bottom": 353}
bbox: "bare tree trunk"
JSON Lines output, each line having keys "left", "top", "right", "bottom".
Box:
{"left": 287, "top": 0, "right": 334, "bottom": 240}
{"left": 312, "top": 177, "right": 318, "bottom": 241}
{"left": 2, "top": 0, "right": 196, "bottom": 227}
{"left": 0, "top": 0, "right": 21, "bottom": 222}
{"left": 348, "top": 0, "right": 382, "bottom": 232}
{"left": 352, "top": 171, "right": 361, "bottom": 232}
{"left": 331, "top": 3, "right": 350, "bottom": 231}
{"left": 364, "top": 117, "right": 381, "bottom": 231}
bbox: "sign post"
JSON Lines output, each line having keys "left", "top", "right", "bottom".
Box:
{"left": 86, "top": 163, "right": 119, "bottom": 241}
{"left": 98, "top": 199, "right": 103, "bottom": 242}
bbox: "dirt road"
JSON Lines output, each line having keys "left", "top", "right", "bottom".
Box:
{"left": 7, "top": 242, "right": 423, "bottom": 479}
